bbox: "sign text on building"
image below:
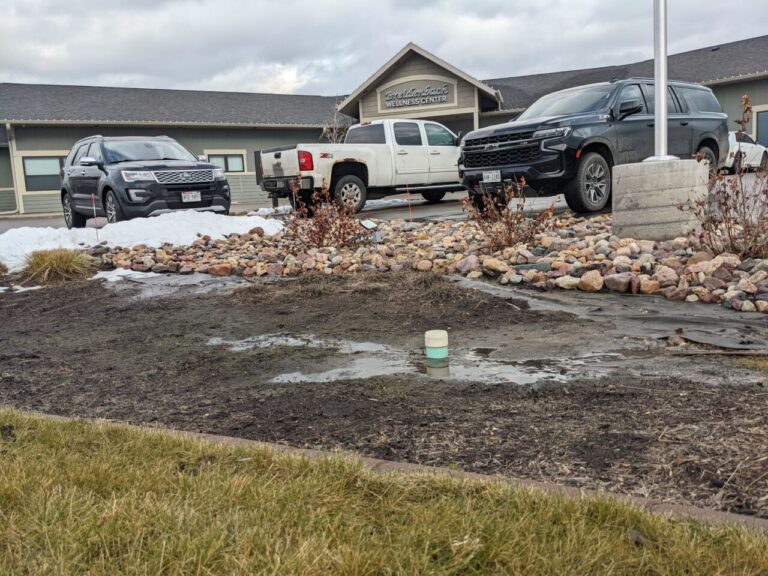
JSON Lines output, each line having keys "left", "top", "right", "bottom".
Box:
{"left": 383, "top": 84, "right": 450, "bottom": 108}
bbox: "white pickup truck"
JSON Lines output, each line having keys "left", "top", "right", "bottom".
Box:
{"left": 258, "top": 119, "right": 465, "bottom": 212}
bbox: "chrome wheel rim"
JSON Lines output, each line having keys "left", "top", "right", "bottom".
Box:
{"left": 339, "top": 183, "right": 361, "bottom": 206}
{"left": 106, "top": 194, "right": 117, "bottom": 223}
{"left": 62, "top": 196, "right": 73, "bottom": 227}
{"left": 585, "top": 162, "right": 607, "bottom": 205}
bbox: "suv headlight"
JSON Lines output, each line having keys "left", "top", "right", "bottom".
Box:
{"left": 121, "top": 170, "right": 155, "bottom": 182}
{"left": 213, "top": 168, "right": 225, "bottom": 179}
{"left": 533, "top": 127, "right": 571, "bottom": 140}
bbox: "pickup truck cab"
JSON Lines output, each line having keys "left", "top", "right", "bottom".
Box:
{"left": 259, "top": 119, "right": 464, "bottom": 212}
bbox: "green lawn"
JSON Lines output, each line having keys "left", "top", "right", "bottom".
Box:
{"left": 0, "top": 409, "right": 766, "bottom": 575}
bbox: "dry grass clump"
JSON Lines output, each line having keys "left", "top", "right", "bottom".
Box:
{"left": 0, "top": 409, "right": 766, "bottom": 575}
{"left": 0, "top": 261, "right": 7, "bottom": 276}
{"left": 22, "top": 249, "right": 94, "bottom": 284}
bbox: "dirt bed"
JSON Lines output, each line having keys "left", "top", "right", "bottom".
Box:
{"left": 1, "top": 272, "right": 766, "bottom": 518}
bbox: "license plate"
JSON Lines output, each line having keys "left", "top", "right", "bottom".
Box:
{"left": 482, "top": 170, "right": 501, "bottom": 183}
{"left": 181, "top": 191, "right": 201, "bottom": 203}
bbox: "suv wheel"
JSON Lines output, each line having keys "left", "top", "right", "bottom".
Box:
{"left": 421, "top": 191, "right": 446, "bottom": 203}
{"left": 105, "top": 190, "right": 125, "bottom": 224}
{"left": 564, "top": 152, "right": 611, "bottom": 213}
{"left": 333, "top": 175, "right": 367, "bottom": 213}
{"left": 62, "top": 193, "right": 87, "bottom": 229}
{"left": 697, "top": 145, "right": 717, "bottom": 174}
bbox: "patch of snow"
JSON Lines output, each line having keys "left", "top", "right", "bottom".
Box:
{"left": 0, "top": 211, "right": 283, "bottom": 271}
{"left": 0, "top": 287, "right": 7, "bottom": 293}
{"left": 91, "top": 269, "right": 161, "bottom": 283}
{"left": 248, "top": 206, "right": 294, "bottom": 217}
{"left": 10, "top": 285, "right": 42, "bottom": 293}
{"left": 363, "top": 198, "right": 413, "bottom": 210}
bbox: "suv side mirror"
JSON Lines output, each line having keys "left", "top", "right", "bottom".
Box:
{"left": 79, "top": 156, "right": 101, "bottom": 167}
{"left": 454, "top": 131, "right": 463, "bottom": 146}
{"left": 618, "top": 99, "right": 642, "bottom": 120}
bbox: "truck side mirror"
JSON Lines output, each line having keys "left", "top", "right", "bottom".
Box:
{"left": 455, "top": 131, "right": 463, "bottom": 146}
{"left": 618, "top": 99, "right": 642, "bottom": 120}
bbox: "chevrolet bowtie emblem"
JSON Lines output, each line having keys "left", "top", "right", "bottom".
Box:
{"left": 484, "top": 143, "right": 499, "bottom": 151}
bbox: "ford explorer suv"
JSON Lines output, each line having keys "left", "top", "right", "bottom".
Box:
{"left": 460, "top": 78, "right": 728, "bottom": 213}
{"left": 259, "top": 119, "right": 465, "bottom": 212}
{"left": 61, "top": 135, "right": 231, "bottom": 228}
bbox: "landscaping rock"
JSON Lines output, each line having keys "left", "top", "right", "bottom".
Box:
{"left": 578, "top": 270, "right": 604, "bottom": 292}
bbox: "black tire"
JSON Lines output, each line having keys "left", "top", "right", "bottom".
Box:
{"left": 288, "top": 190, "right": 316, "bottom": 217}
{"left": 760, "top": 152, "right": 768, "bottom": 173}
{"left": 698, "top": 145, "right": 718, "bottom": 175}
{"left": 469, "top": 192, "right": 508, "bottom": 214}
{"left": 104, "top": 189, "right": 125, "bottom": 224}
{"left": 731, "top": 151, "right": 742, "bottom": 174}
{"left": 333, "top": 175, "right": 367, "bottom": 213}
{"left": 62, "top": 192, "right": 87, "bottom": 229}
{"left": 421, "top": 191, "right": 446, "bottom": 203}
{"left": 563, "top": 152, "right": 611, "bottom": 213}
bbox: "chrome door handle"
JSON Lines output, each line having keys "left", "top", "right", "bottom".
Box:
{"left": 81, "top": 170, "right": 87, "bottom": 175}
{"left": 397, "top": 150, "right": 408, "bottom": 155}
{"left": 430, "top": 151, "right": 441, "bottom": 155}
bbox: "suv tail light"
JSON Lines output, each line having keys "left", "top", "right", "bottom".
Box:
{"left": 298, "top": 150, "right": 314, "bottom": 171}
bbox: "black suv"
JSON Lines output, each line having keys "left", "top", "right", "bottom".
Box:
{"left": 60, "top": 135, "right": 231, "bottom": 228}
{"left": 460, "top": 78, "right": 728, "bottom": 212}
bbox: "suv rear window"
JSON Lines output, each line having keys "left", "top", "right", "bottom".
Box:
{"left": 345, "top": 124, "right": 386, "bottom": 144}
{"left": 679, "top": 87, "right": 722, "bottom": 113}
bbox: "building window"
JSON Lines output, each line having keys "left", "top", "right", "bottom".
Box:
{"left": 208, "top": 154, "right": 245, "bottom": 172}
{"left": 23, "top": 157, "right": 65, "bottom": 192}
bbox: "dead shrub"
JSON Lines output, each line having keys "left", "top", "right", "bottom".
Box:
{"left": 0, "top": 261, "right": 7, "bottom": 276}
{"left": 23, "top": 249, "right": 94, "bottom": 284}
{"left": 683, "top": 95, "right": 768, "bottom": 258}
{"left": 285, "top": 180, "right": 371, "bottom": 249}
{"left": 461, "top": 179, "right": 555, "bottom": 249}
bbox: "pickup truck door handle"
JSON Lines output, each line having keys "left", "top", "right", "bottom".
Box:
{"left": 397, "top": 150, "right": 408, "bottom": 155}
{"left": 429, "top": 150, "right": 441, "bottom": 155}
{"left": 680, "top": 121, "right": 689, "bottom": 126}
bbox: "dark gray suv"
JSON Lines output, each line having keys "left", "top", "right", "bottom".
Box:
{"left": 60, "top": 135, "right": 231, "bottom": 228}
{"left": 460, "top": 78, "right": 728, "bottom": 213}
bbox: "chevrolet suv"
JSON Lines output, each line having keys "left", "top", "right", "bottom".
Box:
{"left": 60, "top": 135, "right": 231, "bottom": 228}
{"left": 460, "top": 78, "right": 728, "bottom": 213}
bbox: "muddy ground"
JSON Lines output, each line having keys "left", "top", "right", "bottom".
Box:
{"left": 1, "top": 272, "right": 767, "bottom": 518}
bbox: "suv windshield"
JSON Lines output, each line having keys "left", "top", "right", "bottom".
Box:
{"left": 102, "top": 140, "right": 197, "bottom": 164}
{"left": 518, "top": 85, "right": 616, "bottom": 121}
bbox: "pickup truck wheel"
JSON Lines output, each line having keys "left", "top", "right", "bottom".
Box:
{"left": 288, "top": 190, "right": 315, "bottom": 216}
{"left": 421, "top": 191, "right": 446, "bottom": 203}
{"left": 333, "top": 175, "right": 367, "bottom": 213}
{"left": 563, "top": 152, "right": 611, "bottom": 213}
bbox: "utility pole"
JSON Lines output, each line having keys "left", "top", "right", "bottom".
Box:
{"left": 646, "top": 0, "right": 677, "bottom": 161}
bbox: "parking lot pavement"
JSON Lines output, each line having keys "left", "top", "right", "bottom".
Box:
{"left": 0, "top": 215, "right": 64, "bottom": 234}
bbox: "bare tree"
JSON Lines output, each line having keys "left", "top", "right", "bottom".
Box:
{"left": 320, "top": 107, "right": 349, "bottom": 143}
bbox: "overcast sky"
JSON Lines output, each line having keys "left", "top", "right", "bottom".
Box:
{"left": 1, "top": 0, "right": 766, "bottom": 96}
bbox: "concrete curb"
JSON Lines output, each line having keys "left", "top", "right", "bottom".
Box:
{"left": 22, "top": 411, "right": 768, "bottom": 533}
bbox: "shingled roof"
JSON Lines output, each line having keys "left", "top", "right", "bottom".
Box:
{"left": 485, "top": 34, "right": 768, "bottom": 111}
{"left": 0, "top": 83, "right": 341, "bottom": 127}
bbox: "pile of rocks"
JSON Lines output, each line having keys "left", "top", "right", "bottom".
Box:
{"left": 88, "top": 214, "right": 768, "bottom": 313}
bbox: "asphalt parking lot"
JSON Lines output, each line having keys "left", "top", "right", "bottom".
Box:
{"left": 0, "top": 191, "right": 571, "bottom": 233}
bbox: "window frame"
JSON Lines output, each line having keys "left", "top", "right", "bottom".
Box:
{"left": 205, "top": 151, "right": 247, "bottom": 173}
{"left": 641, "top": 84, "right": 683, "bottom": 115}
{"left": 22, "top": 156, "right": 66, "bottom": 192}
{"left": 344, "top": 124, "right": 387, "bottom": 144}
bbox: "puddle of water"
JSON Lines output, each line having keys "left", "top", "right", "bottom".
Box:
{"left": 207, "top": 333, "right": 626, "bottom": 385}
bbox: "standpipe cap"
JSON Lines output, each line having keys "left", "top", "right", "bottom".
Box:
{"left": 424, "top": 330, "right": 449, "bottom": 348}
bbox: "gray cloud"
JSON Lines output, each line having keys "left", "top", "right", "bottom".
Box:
{"left": 0, "top": 0, "right": 766, "bottom": 95}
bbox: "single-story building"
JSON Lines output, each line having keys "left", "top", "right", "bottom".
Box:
{"left": 2, "top": 34, "right": 767, "bottom": 215}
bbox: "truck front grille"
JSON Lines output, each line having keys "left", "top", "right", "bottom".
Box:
{"left": 153, "top": 169, "right": 214, "bottom": 184}
{"left": 463, "top": 144, "right": 541, "bottom": 169}
{"left": 464, "top": 131, "right": 535, "bottom": 148}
